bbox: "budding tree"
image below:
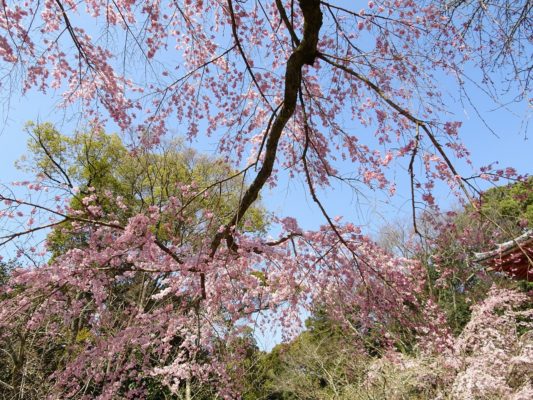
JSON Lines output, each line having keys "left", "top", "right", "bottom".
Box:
{"left": 0, "top": 0, "right": 528, "bottom": 398}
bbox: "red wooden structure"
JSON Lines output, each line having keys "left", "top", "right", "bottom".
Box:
{"left": 474, "top": 230, "right": 533, "bottom": 282}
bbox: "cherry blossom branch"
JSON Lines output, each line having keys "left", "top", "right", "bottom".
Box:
{"left": 254, "top": 101, "right": 283, "bottom": 170}
{"left": 53, "top": 0, "right": 93, "bottom": 70}
{"left": 298, "top": 90, "right": 371, "bottom": 290}
{"left": 109, "top": 0, "right": 153, "bottom": 66}
{"left": 317, "top": 53, "right": 474, "bottom": 205}
{"left": 146, "top": 45, "right": 237, "bottom": 124}
{"left": 0, "top": 193, "right": 185, "bottom": 266}
{"left": 30, "top": 130, "right": 74, "bottom": 189}
{"left": 321, "top": 1, "right": 427, "bottom": 31}
{"left": 0, "top": 221, "right": 65, "bottom": 246}
{"left": 298, "top": 91, "right": 415, "bottom": 299}
{"left": 209, "top": 0, "right": 323, "bottom": 259}
{"left": 275, "top": 0, "right": 300, "bottom": 47}
{"left": 409, "top": 125, "right": 421, "bottom": 235}
{"left": 226, "top": 0, "right": 273, "bottom": 110}
{"left": 265, "top": 233, "right": 301, "bottom": 247}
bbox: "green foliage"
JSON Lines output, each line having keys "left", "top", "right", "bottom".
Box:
{"left": 19, "top": 123, "right": 267, "bottom": 258}
{"left": 0, "top": 260, "right": 12, "bottom": 286}
{"left": 240, "top": 311, "right": 368, "bottom": 400}
{"left": 479, "top": 177, "right": 533, "bottom": 237}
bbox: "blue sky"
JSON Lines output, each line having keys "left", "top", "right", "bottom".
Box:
{"left": 1, "top": 70, "right": 531, "bottom": 239}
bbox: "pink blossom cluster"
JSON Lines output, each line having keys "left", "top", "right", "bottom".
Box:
{"left": 448, "top": 287, "right": 533, "bottom": 399}
{"left": 0, "top": 0, "right": 483, "bottom": 201}
{"left": 0, "top": 192, "right": 435, "bottom": 397}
